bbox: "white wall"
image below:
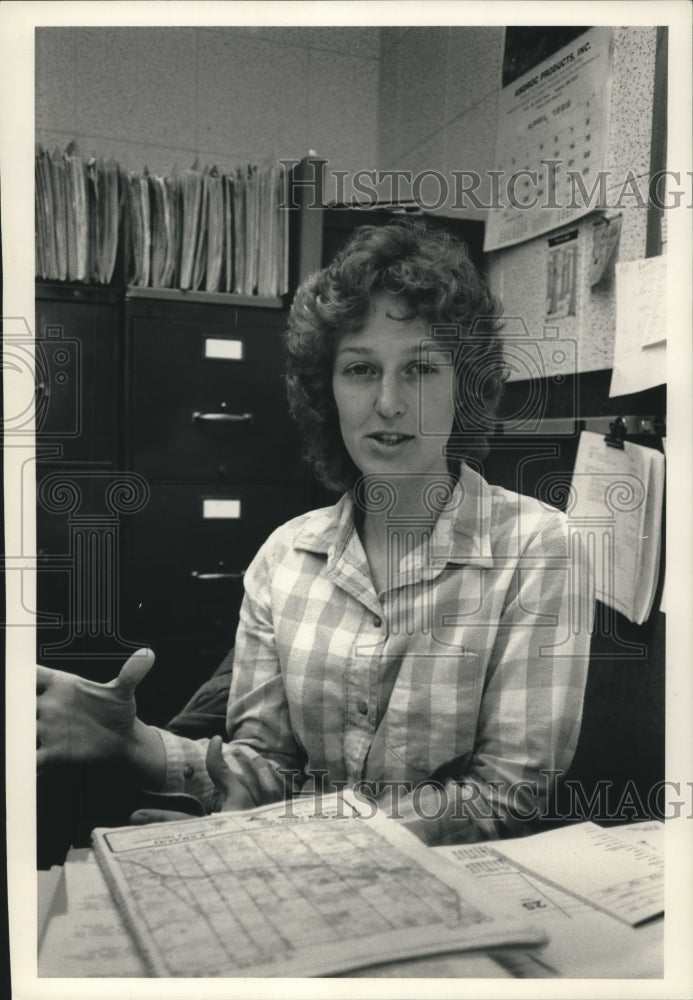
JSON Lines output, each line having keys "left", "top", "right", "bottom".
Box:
{"left": 378, "top": 26, "right": 504, "bottom": 216}
{"left": 36, "top": 26, "right": 380, "bottom": 193}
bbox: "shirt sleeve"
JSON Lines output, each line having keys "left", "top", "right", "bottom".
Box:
{"left": 157, "top": 534, "right": 306, "bottom": 810}
{"left": 390, "top": 510, "right": 593, "bottom": 845}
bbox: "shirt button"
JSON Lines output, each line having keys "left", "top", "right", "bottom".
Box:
{"left": 357, "top": 700, "right": 368, "bottom": 716}
{"left": 373, "top": 616, "right": 382, "bottom": 628}
{"left": 184, "top": 764, "right": 194, "bottom": 779}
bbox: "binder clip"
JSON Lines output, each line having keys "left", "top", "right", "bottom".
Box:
{"left": 604, "top": 417, "right": 628, "bottom": 449}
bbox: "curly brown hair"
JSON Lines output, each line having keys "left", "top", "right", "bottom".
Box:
{"left": 285, "top": 220, "right": 505, "bottom": 493}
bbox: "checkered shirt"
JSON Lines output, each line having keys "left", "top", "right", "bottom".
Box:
{"left": 158, "top": 462, "right": 592, "bottom": 842}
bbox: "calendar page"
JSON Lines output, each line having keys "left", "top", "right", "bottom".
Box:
{"left": 485, "top": 27, "right": 614, "bottom": 251}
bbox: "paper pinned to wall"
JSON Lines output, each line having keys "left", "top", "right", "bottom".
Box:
{"left": 610, "top": 256, "right": 667, "bottom": 396}
{"left": 620, "top": 256, "right": 667, "bottom": 347}
{"left": 546, "top": 228, "right": 578, "bottom": 318}
{"left": 610, "top": 340, "right": 666, "bottom": 397}
{"left": 590, "top": 211, "right": 622, "bottom": 284}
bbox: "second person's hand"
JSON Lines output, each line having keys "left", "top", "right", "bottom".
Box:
{"left": 37, "top": 648, "right": 167, "bottom": 788}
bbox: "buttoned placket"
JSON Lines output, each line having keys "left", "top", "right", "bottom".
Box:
{"left": 328, "top": 559, "right": 387, "bottom": 781}
{"left": 342, "top": 603, "right": 386, "bottom": 777}
{"left": 322, "top": 511, "right": 389, "bottom": 781}
{"left": 345, "top": 571, "right": 444, "bottom": 783}
{"left": 298, "top": 480, "right": 487, "bottom": 782}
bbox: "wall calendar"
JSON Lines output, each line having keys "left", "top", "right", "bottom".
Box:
{"left": 485, "top": 27, "right": 614, "bottom": 252}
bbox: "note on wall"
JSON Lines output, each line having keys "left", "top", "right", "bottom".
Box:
{"left": 610, "top": 256, "right": 667, "bottom": 396}
{"left": 620, "top": 256, "right": 667, "bottom": 347}
{"left": 590, "top": 211, "right": 622, "bottom": 284}
{"left": 485, "top": 27, "right": 614, "bottom": 251}
{"left": 546, "top": 229, "right": 578, "bottom": 318}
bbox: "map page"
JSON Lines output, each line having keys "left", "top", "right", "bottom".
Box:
{"left": 92, "top": 791, "right": 544, "bottom": 977}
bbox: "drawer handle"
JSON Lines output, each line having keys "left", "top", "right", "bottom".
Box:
{"left": 191, "top": 570, "right": 245, "bottom": 581}
{"left": 192, "top": 411, "right": 253, "bottom": 425}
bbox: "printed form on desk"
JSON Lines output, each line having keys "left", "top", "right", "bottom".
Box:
{"left": 39, "top": 848, "right": 146, "bottom": 977}
{"left": 435, "top": 820, "right": 664, "bottom": 978}
{"left": 570, "top": 430, "right": 665, "bottom": 624}
{"left": 493, "top": 821, "right": 663, "bottom": 926}
{"left": 88, "top": 791, "right": 545, "bottom": 978}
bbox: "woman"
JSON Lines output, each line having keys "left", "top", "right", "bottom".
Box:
{"left": 37, "top": 222, "right": 592, "bottom": 845}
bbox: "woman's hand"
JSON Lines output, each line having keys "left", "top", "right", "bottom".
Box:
{"left": 205, "top": 735, "right": 260, "bottom": 812}
{"left": 36, "top": 648, "right": 165, "bottom": 786}
{"left": 129, "top": 736, "right": 260, "bottom": 825}
{"left": 129, "top": 791, "right": 207, "bottom": 825}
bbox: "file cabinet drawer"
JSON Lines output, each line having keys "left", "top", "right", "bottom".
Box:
{"left": 36, "top": 286, "right": 120, "bottom": 464}
{"left": 35, "top": 466, "right": 147, "bottom": 672}
{"left": 128, "top": 315, "right": 302, "bottom": 482}
{"left": 121, "top": 482, "right": 308, "bottom": 638}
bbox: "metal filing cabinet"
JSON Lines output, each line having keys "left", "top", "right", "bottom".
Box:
{"left": 34, "top": 282, "right": 130, "bottom": 679}
{"left": 121, "top": 291, "right": 311, "bottom": 723}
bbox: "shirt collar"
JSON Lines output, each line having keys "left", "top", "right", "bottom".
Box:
{"left": 431, "top": 462, "right": 494, "bottom": 570}
{"left": 294, "top": 463, "right": 495, "bottom": 573}
{"left": 293, "top": 491, "right": 356, "bottom": 566}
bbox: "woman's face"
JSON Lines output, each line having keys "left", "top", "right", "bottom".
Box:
{"left": 332, "top": 293, "right": 456, "bottom": 481}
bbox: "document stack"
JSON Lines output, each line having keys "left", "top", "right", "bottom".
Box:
{"left": 35, "top": 143, "right": 290, "bottom": 298}
{"left": 35, "top": 143, "right": 119, "bottom": 285}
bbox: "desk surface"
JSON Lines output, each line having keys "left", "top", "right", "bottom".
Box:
{"left": 38, "top": 841, "right": 663, "bottom": 980}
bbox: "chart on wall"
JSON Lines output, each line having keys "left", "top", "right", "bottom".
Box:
{"left": 484, "top": 27, "right": 614, "bottom": 252}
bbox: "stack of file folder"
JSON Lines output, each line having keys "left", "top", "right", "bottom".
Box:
{"left": 36, "top": 143, "right": 119, "bottom": 285}
{"left": 35, "top": 144, "right": 289, "bottom": 297}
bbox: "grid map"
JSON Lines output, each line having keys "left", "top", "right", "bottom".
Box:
{"left": 99, "top": 812, "right": 493, "bottom": 976}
